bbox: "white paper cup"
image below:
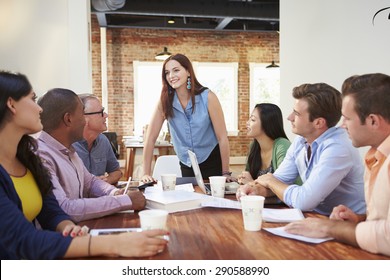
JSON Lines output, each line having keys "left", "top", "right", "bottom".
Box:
{"left": 161, "top": 174, "right": 176, "bottom": 191}
{"left": 209, "top": 176, "right": 226, "bottom": 198}
{"left": 139, "top": 209, "right": 169, "bottom": 231}
{"left": 240, "top": 195, "right": 265, "bottom": 231}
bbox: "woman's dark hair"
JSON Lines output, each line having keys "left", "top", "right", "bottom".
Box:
{"left": 247, "top": 103, "right": 288, "bottom": 179}
{"left": 0, "top": 70, "right": 52, "bottom": 196}
{"left": 160, "top": 53, "right": 205, "bottom": 119}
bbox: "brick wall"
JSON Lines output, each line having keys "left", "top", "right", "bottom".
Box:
{"left": 91, "top": 15, "right": 279, "bottom": 160}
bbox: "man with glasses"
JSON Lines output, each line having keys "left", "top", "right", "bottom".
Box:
{"left": 37, "top": 88, "right": 145, "bottom": 222}
{"left": 73, "top": 94, "right": 122, "bottom": 185}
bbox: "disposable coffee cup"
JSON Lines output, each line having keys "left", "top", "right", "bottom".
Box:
{"left": 209, "top": 176, "right": 226, "bottom": 198}
{"left": 240, "top": 195, "right": 265, "bottom": 231}
{"left": 161, "top": 174, "right": 176, "bottom": 191}
{"left": 139, "top": 209, "right": 169, "bottom": 231}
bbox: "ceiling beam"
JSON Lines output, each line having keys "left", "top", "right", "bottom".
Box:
{"left": 91, "top": 0, "right": 279, "bottom": 22}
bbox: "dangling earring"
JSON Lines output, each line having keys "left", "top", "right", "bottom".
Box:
{"left": 187, "top": 77, "right": 191, "bottom": 90}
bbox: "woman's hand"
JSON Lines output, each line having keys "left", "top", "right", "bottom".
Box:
{"left": 237, "top": 171, "right": 253, "bottom": 185}
{"left": 62, "top": 224, "right": 90, "bottom": 237}
{"left": 141, "top": 174, "right": 155, "bottom": 183}
{"left": 115, "top": 229, "right": 169, "bottom": 257}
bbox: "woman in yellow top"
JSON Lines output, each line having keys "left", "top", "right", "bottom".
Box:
{"left": 0, "top": 71, "right": 168, "bottom": 259}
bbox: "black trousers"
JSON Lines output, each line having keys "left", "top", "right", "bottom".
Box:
{"left": 180, "top": 145, "right": 222, "bottom": 179}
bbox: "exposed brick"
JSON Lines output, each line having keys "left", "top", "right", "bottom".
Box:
{"left": 91, "top": 15, "right": 279, "bottom": 159}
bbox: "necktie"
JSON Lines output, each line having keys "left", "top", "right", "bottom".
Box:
{"left": 307, "top": 145, "right": 312, "bottom": 161}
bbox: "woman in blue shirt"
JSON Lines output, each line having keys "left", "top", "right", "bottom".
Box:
{"left": 142, "top": 54, "right": 234, "bottom": 182}
{"left": 0, "top": 71, "right": 168, "bottom": 259}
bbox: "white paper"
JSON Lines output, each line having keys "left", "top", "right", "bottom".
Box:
{"left": 264, "top": 226, "right": 333, "bottom": 244}
{"left": 201, "top": 196, "right": 242, "bottom": 209}
{"left": 262, "top": 208, "right": 304, "bottom": 223}
{"left": 201, "top": 198, "right": 305, "bottom": 223}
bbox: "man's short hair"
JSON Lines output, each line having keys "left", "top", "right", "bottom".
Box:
{"left": 292, "top": 83, "right": 342, "bottom": 127}
{"left": 342, "top": 73, "right": 390, "bottom": 124}
{"left": 38, "top": 88, "right": 80, "bottom": 132}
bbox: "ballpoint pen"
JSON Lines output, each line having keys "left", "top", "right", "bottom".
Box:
{"left": 123, "top": 177, "right": 132, "bottom": 194}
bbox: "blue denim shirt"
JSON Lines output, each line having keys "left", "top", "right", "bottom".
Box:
{"left": 168, "top": 88, "right": 218, "bottom": 166}
{"left": 274, "top": 127, "right": 366, "bottom": 215}
{"left": 73, "top": 134, "right": 120, "bottom": 176}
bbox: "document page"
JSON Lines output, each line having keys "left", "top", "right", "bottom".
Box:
{"left": 264, "top": 226, "right": 333, "bottom": 244}
{"left": 201, "top": 198, "right": 305, "bottom": 223}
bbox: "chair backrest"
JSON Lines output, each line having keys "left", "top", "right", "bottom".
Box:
{"left": 102, "top": 132, "right": 119, "bottom": 159}
{"left": 152, "top": 155, "right": 181, "bottom": 181}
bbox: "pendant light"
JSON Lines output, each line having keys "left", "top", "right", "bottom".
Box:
{"left": 266, "top": 60, "right": 279, "bottom": 68}
{"left": 155, "top": 47, "right": 172, "bottom": 60}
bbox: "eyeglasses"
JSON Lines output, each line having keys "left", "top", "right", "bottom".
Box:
{"left": 84, "top": 108, "right": 105, "bottom": 117}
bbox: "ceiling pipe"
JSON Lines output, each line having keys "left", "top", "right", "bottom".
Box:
{"left": 92, "top": 0, "right": 126, "bottom": 12}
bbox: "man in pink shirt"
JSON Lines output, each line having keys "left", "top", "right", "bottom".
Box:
{"left": 37, "top": 88, "right": 145, "bottom": 222}
{"left": 285, "top": 73, "right": 390, "bottom": 257}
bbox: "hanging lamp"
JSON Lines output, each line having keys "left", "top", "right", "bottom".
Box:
{"left": 266, "top": 60, "right": 279, "bottom": 68}
{"left": 155, "top": 47, "right": 172, "bottom": 60}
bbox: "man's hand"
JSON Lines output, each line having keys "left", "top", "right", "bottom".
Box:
{"left": 127, "top": 190, "right": 146, "bottom": 210}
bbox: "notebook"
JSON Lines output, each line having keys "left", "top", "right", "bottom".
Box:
{"left": 187, "top": 150, "right": 239, "bottom": 195}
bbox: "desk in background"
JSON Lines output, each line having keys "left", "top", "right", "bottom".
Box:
{"left": 79, "top": 195, "right": 389, "bottom": 260}
{"left": 123, "top": 141, "right": 174, "bottom": 180}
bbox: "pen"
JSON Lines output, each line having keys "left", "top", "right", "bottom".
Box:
{"left": 123, "top": 177, "right": 132, "bottom": 194}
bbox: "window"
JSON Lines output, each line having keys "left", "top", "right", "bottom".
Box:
{"left": 249, "top": 63, "right": 280, "bottom": 112}
{"left": 133, "top": 61, "right": 164, "bottom": 136}
{"left": 133, "top": 61, "right": 238, "bottom": 136}
{"left": 193, "top": 62, "right": 238, "bottom": 136}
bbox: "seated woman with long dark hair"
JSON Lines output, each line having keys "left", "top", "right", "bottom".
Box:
{"left": 0, "top": 71, "right": 168, "bottom": 259}
{"left": 238, "top": 103, "right": 290, "bottom": 185}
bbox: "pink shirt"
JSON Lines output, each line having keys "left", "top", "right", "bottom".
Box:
{"left": 356, "top": 135, "right": 390, "bottom": 256}
{"left": 37, "top": 131, "right": 132, "bottom": 222}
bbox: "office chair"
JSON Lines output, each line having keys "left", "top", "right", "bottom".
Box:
{"left": 102, "top": 132, "right": 120, "bottom": 159}
{"left": 152, "top": 155, "right": 182, "bottom": 181}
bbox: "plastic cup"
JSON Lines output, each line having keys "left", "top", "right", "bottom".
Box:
{"left": 138, "top": 209, "right": 169, "bottom": 231}
{"left": 209, "top": 176, "right": 226, "bottom": 198}
{"left": 240, "top": 195, "right": 265, "bottom": 231}
{"left": 161, "top": 174, "right": 176, "bottom": 191}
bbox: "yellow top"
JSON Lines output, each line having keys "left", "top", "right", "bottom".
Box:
{"left": 11, "top": 169, "right": 43, "bottom": 222}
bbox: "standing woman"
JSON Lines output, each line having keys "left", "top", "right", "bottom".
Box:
{"left": 0, "top": 71, "right": 167, "bottom": 259}
{"left": 238, "top": 103, "right": 291, "bottom": 185}
{"left": 142, "top": 54, "right": 234, "bottom": 182}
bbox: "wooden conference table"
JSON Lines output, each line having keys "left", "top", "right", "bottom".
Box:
{"left": 79, "top": 193, "right": 389, "bottom": 260}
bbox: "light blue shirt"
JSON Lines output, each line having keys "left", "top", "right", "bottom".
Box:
{"left": 168, "top": 88, "right": 218, "bottom": 166}
{"left": 73, "top": 134, "right": 120, "bottom": 176}
{"left": 274, "top": 127, "right": 366, "bottom": 215}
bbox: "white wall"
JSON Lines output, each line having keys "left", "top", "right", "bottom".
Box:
{"left": 0, "top": 0, "right": 92, "bottom": 95}
{"left": 280, "top": 0, "right": 390, "bottom": 90}
{"left": 280, "top": 0, "right": 390, "bottom": 155}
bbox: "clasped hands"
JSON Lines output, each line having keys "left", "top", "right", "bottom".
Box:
{"left": 236, "top": 173, "right": 276, "bottom": 201}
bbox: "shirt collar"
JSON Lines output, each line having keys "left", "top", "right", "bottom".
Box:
{"left": 39, "top": 131, "right": 76, "bottom": 156}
